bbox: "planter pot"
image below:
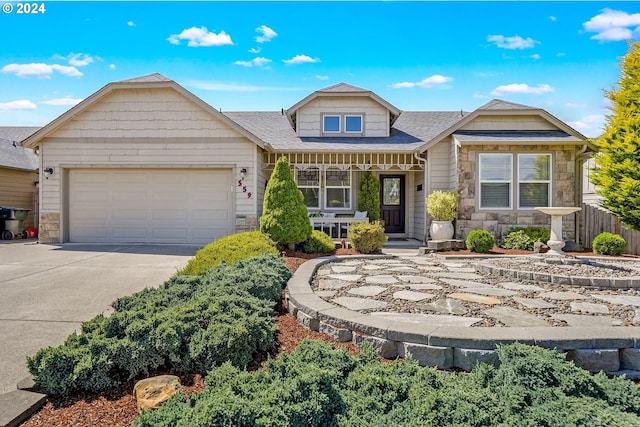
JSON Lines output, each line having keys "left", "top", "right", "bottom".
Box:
{"left": 430, "top": 220, "right": 454, "bottom": 240}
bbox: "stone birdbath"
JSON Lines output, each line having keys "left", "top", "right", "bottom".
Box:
{"left": 535, "top": 207, "right": 582, "bottom": 256}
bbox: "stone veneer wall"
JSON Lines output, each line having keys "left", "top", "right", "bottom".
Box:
{"left": 457, "top": 144, "right": 577, "bottom": 242}
{"left": 236, "top": 214, "right": 258, "bottom": 232}
{"left": 38, "top": 212, "right": 60, "bottom": 243}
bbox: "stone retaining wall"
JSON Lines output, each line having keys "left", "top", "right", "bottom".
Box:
{"left": 287, "top": 256, "right": 640, "bottom": 376}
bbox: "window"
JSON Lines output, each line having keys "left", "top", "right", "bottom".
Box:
{"left": 518, "top": 154, "right": 551, "bottom": 208}
{"left": 479, "top": 153, "right": 512, "bottom": 209}
{"left": 323, "top": 115, "right": 340, "bottom": 133}
{"left": 296, "top": 167, "right": 320, "bottom": 209}
{"left": 325, "top": 167, "right": 351, "bottom": 209}
{"left": 345, "top": 115, "right": 363, "bottom": 133}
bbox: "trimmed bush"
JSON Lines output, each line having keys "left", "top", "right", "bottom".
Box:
{"left": 593, "top": 232, "right": 626, "bottom": 256}
{"left": 426, "top": 191, "right": 457, "bottom": 221}
{"left": 260, "top": 156, "right": 313, "bottom": 249}
{"left": 302, "top": 230, "right": 336, "bottom": 254}
{"left": 465, "top": 229, "right": 495, "bottom": 253}
{"left": 358, "top": 171, "right": 381, "bottom": 221}
{"left": 179, "top": 231, "right": 278, "bottom": 276}
{"left": 28, "top": 254, "right": 291, "bottom": 396}
{"left": 347, "top": 222, "right": 387, "bottom": 254}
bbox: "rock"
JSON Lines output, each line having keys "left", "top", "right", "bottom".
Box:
{"left": 533, "top": 241, "right": 549, "bottom": 253}
{"left": 134, "top": 375, "right": 182, "bottom": 413}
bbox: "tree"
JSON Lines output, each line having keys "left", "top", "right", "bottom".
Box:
{"left": 591, "top": 41, "right": 640, "bottom": 230}
{"left": 260, "top": 157, "right": 312, "bottom": 249}
{"left": 357, "top": 170, "right": 381, "bottom": 221}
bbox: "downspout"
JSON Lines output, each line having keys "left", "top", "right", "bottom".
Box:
{"left": 414, "top": 151, "right": 427, "bottom": 243}
{"left": 575, "top": 144, "right": 589, "bottom": 247}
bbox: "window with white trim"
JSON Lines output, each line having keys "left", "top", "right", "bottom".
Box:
{"left": 325, "top": 167, "right": 351, "bottom": 209}
{"left": 345, "top": 115, "right": 363, "bottom": 133}
{"left": 479, "top": 153, "right": 512, "bottom": 209}
{"left": 323, "top": 115, "right": 340, "bottom": 133}
{"left": 296, "top": 167, "right": 320, "bottom": 209}
{"left": 518, "top": 154, "right": 551, "bottom": 208}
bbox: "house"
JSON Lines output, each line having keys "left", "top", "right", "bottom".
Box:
{"left": 0, "top": 127, "right": 40, "bottom": 229}
{"left": 23, "top": 73, "right": 594, "bottom": 245}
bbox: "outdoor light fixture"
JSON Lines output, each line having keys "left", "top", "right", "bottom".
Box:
{"left": 240, "top": 168, "right": 247, "bottom": 179}
{"left": 43, "top": 167, "right": 54, "bottom": 179}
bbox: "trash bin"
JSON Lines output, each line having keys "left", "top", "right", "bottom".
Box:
{"left": 0, "top": 207, "right": 31, "bottom": 240}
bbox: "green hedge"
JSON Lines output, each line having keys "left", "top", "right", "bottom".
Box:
{"left": 302, "top": 230, "right": 337, "bottom": 254}
{"left": 27, "top": 254, "right": 291, "bottom": 396}
{"left": 465, "top": 229, "right": 495, "bottom": 253}
{"left": 347, "top": 222, "right": 387, "bottom": 254}
{"left": 135, "top": 340, "right": 640, "bottom": 426}
{"left": 179, "top": 231, "right": 279, "bottom": 276}
{"left": 593, "top": 232, "right": 626, "bottom": 256}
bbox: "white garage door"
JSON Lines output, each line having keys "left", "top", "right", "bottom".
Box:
{"left": 69, "top": 169, "right": 233, "bottom": 244}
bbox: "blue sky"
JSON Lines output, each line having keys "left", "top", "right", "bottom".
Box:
{"left": 1, "top": 1, "right": 639, "bottom": 137}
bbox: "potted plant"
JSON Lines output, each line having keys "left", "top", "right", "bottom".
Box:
{"left": 426, "top": 190, "right": 457, "bottom": 240}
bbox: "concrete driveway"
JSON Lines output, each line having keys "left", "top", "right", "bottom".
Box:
{"left": 0, "top": 241, "right": 197, "bottom": 395}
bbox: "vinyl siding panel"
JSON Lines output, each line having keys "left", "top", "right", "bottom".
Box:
{"left": 427, "top": 140, "right": 452, "bottom": 192}
{"left": 297, "top": 97, "right": 389, "bottom": 137}
{"left": 413, "top": 170, "right": 425, "bottom": 241}
{"left": 0, "top": 168, "right": 37, "bottom": 228}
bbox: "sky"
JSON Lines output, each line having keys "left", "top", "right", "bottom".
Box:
{"left": 0, "top": 1, "right": 639, "bottom": 137}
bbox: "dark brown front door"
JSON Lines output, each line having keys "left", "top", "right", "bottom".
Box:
{"left": 380, "top": 175, "right": 405, "bottom": 233}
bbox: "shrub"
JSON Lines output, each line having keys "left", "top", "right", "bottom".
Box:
{"left": 179, "top": 231, "right": 278, "bottom": 276}
{"left": 260, "top": 156, "right": 313, "bottom": 249}
{"left": 593, "top": 232, "right": 626, "bottom": 256}
{"left": 465, "top": 229, "right": 495, "bottom": 253}
{"left": 347, "top": 222, "right": 387, "bottom": 254}
{"left": 426, "top": 191, "right": 457, "bottom": 221}
{"left": 502, "top": 227, "right": 550, "bottom": 251}
{"left": 28, "top": 254, "right": 290, "bottom": 396}
{"left": 358, "top": 171, "right": 381, "bottom": 221}
{"left": 302, "top": 230, "right": 336, "bottom": 254}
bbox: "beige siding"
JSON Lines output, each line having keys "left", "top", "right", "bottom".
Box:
{"left": 459, "top": 115, "right": 558, "bottom": 131}
{"left": 0, "top": 168, "right": 38, "bottom": 228}
{"left": 427, "top": 140, "right": 452, "bottom": 192}
{"left": 297, "top": 97, "right": 389, "bottom": 137}
{"left": 49, "top": 88, "right": 245, "bottom": 139}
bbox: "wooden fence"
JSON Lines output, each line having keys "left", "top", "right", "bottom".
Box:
{"left": 581, "top": 203, "right": 640, "bottom": 255}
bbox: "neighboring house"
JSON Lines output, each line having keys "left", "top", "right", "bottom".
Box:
{"left": 23, "top": 73, "right": 595, "bottom": 245}
{"left": 0, "top": 127, "right": 40, "bottom": 229}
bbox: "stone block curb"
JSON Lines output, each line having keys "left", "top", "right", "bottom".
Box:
{"left": 287, "top": 254, "right": 640, "bottom": 373}
{"left": 0, "top": 389, "right": 46, "bottom": 427}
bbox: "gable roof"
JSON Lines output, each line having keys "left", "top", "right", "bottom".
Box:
{"left": 22, "top": 73, "right": 267, "bottom": 149}
{"left": 225, "top": 110, "right": 463, "bottom": 152}
{"left": 415, "top": 98, "right": 593, "bottom": 152}
{"left": 285, "top": 82, "right": 402, "bottom": 130}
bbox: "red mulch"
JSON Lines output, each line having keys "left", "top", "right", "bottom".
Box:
{"left": 20, "top": 251, "right": 359, "bottom": 427}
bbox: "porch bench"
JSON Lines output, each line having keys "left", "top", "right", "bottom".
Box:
{"left": 309, "top": 212, "right": 369, "bottom": 238}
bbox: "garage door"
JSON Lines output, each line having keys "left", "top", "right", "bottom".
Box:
{"left": 69, "top": 169, "right": 233, "bottom": 244}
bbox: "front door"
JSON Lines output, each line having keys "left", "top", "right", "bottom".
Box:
{"left": 380, "top": 175, "right": 405, "bottom": 233}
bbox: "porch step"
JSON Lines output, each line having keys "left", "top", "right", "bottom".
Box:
{"left": 421, "top": 239, "right": 466, "bottom": 253}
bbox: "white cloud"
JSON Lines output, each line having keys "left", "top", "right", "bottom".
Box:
{"left": 255, "top": 25, "right": 277, "bottom": 43}
{"left": 315, "top": 75, "right": 329, "bottom": 80}
{"left": 391, "top": 75, "right": 453, "bottom": 89}
{"left": 0, "top": 100, "right": 36, "bottom": 111}
{"left": 549, "top": 16, "right": 557, "bottom": 22}
{"left": 40, "top": 97, "right": 83, "bottom": 106}
{"left": 1, "top": 63, "right": 82, "bottom": 78}
{"left": 127, "top": 21, "right": 135, "bottom": 27}
{"left": 52, "top": 64, "right": 83, "bottom": 77}
{"left": 487, "top": 34, "right": 539, "bottom": 49}
{"left": 474, "top": 92, "right": 489, "bottom": 99}
{"left": 234, "top": 57, "right": 272, "bottom": 68}
{"left": 583, "top": 9, "right": 640, "bottom": 42}
{"left": 490, "top": 83, "right": 554, "bottom": 96}
{"left": 109, "top": 64, "right": 116, "bottom": 69}
{"left": 67, "top": 53, "right": 94, "bottom": 67}
{"left": 249, "top": 47, "right": 262, "bottom": 54}
{"left": 283, "top": 54, "right": 320, "bottom": 65}
{"left": 568, "top": 114, "right": 604, "bottom": 137}
{"left": 565, "top": 102, "right": 587, "bottom": 108}
{"left": 530, "top": 53, "right": 540, "bottom": 60}
{"left": 167, "top": 27, "right": 233, "bottom": 47}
